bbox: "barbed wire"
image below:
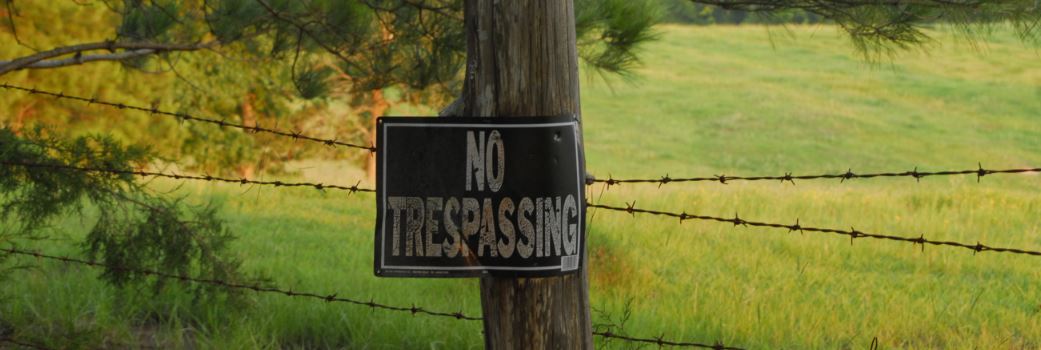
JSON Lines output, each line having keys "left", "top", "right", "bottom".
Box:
{"left": 592, "top": 164, "right": 1041, "bottom": 187}
{"left": 3, "top": 245, "right": 742, "bottom": 348}
{"left": 588, "top": 202, "right": 1041, "bottom": 257}
{"left": 1, "top": 160, "right": 374, "bottom": 194}
{"left": 0, "top": 313, "right": 739, "bottom": 350}
{"left": 0, "top": 83, "right": 376, "bottom": 152}
{"left": 1, "top": 247, "right": 477, "bottom": 320}
{"left": 593, "top": 331, "right": 742, "bottom": 350}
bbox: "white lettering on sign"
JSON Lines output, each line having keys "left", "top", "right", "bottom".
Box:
{"left": 376, "top": 117, "right": 586, "bottom": 277}
{"left": 385, "top": 194, "right": 578, "bottom": 259}
{"left": 387, "top": 129, "right": 578, "bottom": 260}
{"left": 465, "top": 130, "right": 505, "bottom": 192}
{"left": 486, "top": 130, "right": 505, "bottom": 192}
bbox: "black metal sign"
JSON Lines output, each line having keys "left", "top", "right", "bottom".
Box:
{"left": 374, "top": 116, "right": 585, "bottom": 277}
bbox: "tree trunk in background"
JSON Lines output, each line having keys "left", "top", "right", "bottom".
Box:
{"left": 238, "top": 93, "right": 257, "bottom": 179}
{"left": 11, "top": 101, "right": 35, "bottom": 136}
{"left": 459, "top": 1, "right": 592, "bottom": 348}
{"left": 366, "top": 89, "right": 389, "bottom": 182}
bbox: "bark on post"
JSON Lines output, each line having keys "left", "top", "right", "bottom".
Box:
{"left": 452, "top": 1, "right": 592, "bottom": 349}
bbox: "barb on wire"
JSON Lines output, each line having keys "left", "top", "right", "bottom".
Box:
{"left": 594, "top": 331, "right": 742, "bottom": 350}
{"left": 1, "top": 247, "right": 477, "bottom": 321}
{"left": 0, "top": 83, "right": 376, "bottom": 152}
{"left": 593, "top": 164, "right": 1041, "bottom": 188}
{"left": 1, "top": 160, "right": 374, "bottom": 194}
{"left": 3, "top": 248, "right": 738, "bottom": 348}
{"left": 588, "top": 202, "right": 1041, "bottom": 257}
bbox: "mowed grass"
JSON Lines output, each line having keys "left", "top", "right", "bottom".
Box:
{"left": 4, "top": 24, "right": 1041, "bottom": 349}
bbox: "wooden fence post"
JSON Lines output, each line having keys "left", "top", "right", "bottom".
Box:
{"left": 447, "top": 1, "right": 592, "bottom": 349}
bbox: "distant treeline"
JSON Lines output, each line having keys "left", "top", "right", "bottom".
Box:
{"left": 662, "top": 1, "right": 826, "bottom": 25}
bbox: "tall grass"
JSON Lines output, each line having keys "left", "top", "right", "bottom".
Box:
{"left": 3, "top": 24, "right": 1041, "bottom": 349}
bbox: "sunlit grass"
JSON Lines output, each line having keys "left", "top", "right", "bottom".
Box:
{"left": 4, "top": 24, "right": 1041, "bottom": 349}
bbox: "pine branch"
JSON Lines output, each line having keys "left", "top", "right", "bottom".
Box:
{"left": 3, "top": 0, "right": 40, "bottom": 51}
{"left": 361, "top": 0, "right": 462, "bottom": 21}
{"left": 685, "top": 0, "right": 1039, "bottom": 57}
{"left": 0, "top": 40, "right": 218, "bottom": 75}
{"left": 689, "top": 0, "right": 988, "bottom": 9}
{"left": 253, "top": 0, "right": 355, "bottom": 66}
{"left": 6, "top": 49, "right": 162, "bottom": 71}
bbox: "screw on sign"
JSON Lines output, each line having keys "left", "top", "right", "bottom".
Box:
{"left": 374, "top": 116, "right": 586, "bottom": 277}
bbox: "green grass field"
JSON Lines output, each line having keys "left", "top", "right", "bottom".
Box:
{"left": 4, "top": 24, "right": 1041, "bottom": 349}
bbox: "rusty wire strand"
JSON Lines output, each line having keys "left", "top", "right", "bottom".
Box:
{"left": 2, "top": 247, "right": 736, "bottom": 348}
{"left": 593, "top": 164, "right": 1041, "bottom": 187}
{"left": 593, "top": 331, "right": 742, "bottom": 350}
{"left": 1, "top": 160, "right": 374, "bottom": 194}
{"left": 1, "top": 247, "right": 478, "bottom": 321}
{"left": 588, "top": 202, "right": 1041, "bottom": 257}
{"left": 0, "top": 83, "right": 375, "bottom": 152}
{"left": 0, "top": 315, "right": 738, "bottom": 350}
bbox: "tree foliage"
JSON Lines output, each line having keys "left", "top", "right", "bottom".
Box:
{"left": 0, "top": 0, "right": 660, "bottom": 310}
{"left": 661, "top": 1, "right": 825, "bottom": 25}
{"left": 0, "top": 128, "right": 254, "bottom": 299}
{"left": 689, "top": 0, "right": 1041, "bottom": 58}
{"left": 1, "top": 0, "right": 661, "bottom": 176}
{"left": 2, "top": 0, "right": 1039, "bottom": 330}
